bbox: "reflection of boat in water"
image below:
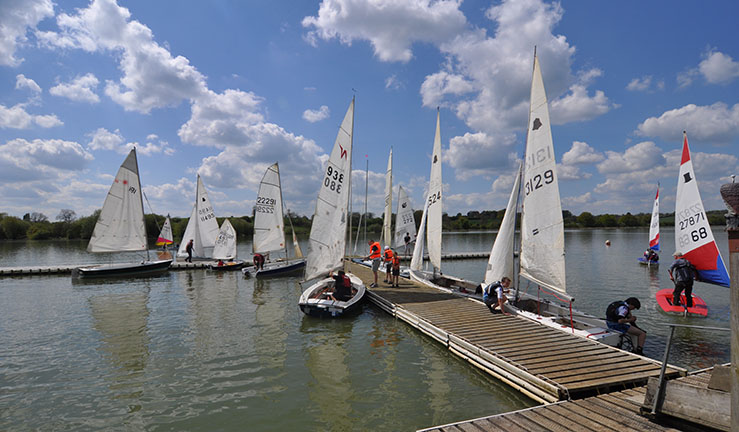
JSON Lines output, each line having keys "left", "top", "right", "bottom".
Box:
{"left": 75, "top": 149, "right": 172, "bottom": 278}
{"left": 299, "top": 98, "right": 366, "bottom": 318}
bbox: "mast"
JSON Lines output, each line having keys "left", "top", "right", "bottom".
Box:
{"left": 344, "top": 95, "right": 355, "bottom": 271}
{"left": 364, "top": 157, "right": 368, "bottom": 249}
{"left": 275, "top": 162, "right": 290, "bottom": 262}
{"left": 132, "top": 148, "right": 150, "bottom": 261}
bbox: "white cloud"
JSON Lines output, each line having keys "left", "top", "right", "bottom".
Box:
{"left": 0, "top": 103, "right": 62, "bottom": 129}
{"left": 636, "top": 102, "right": 739, "bottom": 144}
{"left": 15, "top": 74, "right": 41, "bottom": 93}
{"left": 302, "top": 105, "right": 330, "bottom": 123}
{"left": 42, "top": 0, "right": 207, "bottom": 113}
{"left": 698, "top": 49, "right": 739, "bottom": 85}
{"left": 0, "top": 0, "right": 54, "bottom": 66}
{"left": 557, "top": 164, "right": 591, "bottom": 181}
{"left": 385, "top": 74, "right": 404, "bottom": 90}
{"left": 626, "top": 75, "right": 664, "bottom": 92}
{"left": 445, "top": 132, "right": 518, "bottom": 180}
{"left": 561, "top": 141, "right": 604, "bottom": 165}
{"left": 303, "top": 0, "right": 467, "bottom": 63}
{"left": 420, "top": 70, "right": 474, "bottom": 107}
{"left": 0, "top": 138, "right": 93, "bottom": 181}
{"left": 549, "top": 78, "right": 613, "bottom": 125}
{"left": 49, "top": 73, "right": 100, "bottom": 103}
{"left": 597, "top": 141, "right": 665, "bottom": 174}
{"left": 88, "top": 127, "right": 125, "bottom": 152}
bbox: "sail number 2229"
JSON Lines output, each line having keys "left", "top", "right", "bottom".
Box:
{"left": 324, "top": 166, "right": 344, "bottom": 194}
{"left": 524, "top": 169, "right": 554, "bottom": 196}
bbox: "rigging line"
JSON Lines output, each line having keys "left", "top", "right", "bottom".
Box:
{"left": 142, "top": 190, "right": 162, "bottom": 233}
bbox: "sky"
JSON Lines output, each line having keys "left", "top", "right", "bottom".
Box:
{"left": 1, "top": 0, "right": 739, "bottom": 222}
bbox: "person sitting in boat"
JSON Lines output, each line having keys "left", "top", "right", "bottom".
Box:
{"left": 483, "top": 277, "right": 511, "bottom": 315}
{"left": 329, "top": 270, "right": 353, "bottom": 302}
{"left": 643, "top": 249, "right": 659, "bottom": 263}
{"left": 253, "top": 253, "right": 265, "bottom": 270}
{"left": 217, "top": 259, "right": 224, "bottom": 267}
{"left": 605, "top": 297, "right": 646, "bottom": 355}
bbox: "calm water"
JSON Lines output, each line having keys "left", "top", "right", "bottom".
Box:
{"left": 0, "top": 228, "right": 732, "bottom": 431}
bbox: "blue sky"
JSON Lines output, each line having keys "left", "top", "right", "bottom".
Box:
{"left": 1, "top": 0, "right": 738, "bottom": 221}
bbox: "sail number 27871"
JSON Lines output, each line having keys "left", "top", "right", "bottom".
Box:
{"left": 324, "top": 166, "right": 344, "bottom": 194}
{"left": 524, "top": 169, "right": 554, "bottom": 196}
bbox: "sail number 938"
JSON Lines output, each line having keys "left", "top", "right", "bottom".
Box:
{"left": 324, "top": 166, "right": 344, "bottom": 194}
{"left": 524, "top": 169, "right": 554, "bottom": 196}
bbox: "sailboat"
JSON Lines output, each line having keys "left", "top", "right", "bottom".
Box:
{"left": 655, "top": 132, "right": 730, "bottom": 316}
{"left": 177, "top": 175, "right": 220, "bottom": 261}
{"left": 638, "top": 186, "right": 660, "bottom": 265}
{"left": 381, "top": 148, "right": 393, "bottom": 249}
{"left": 209, "top": 218, "right": 245, "bottom": 271}
{"left": 245, "top": 162, "right": 306, "bottom": 277}
{"left": 156, "top": 215, "right": 174, "bottom": 248}
{"left": 74, "top": 148, "right": 172, "bottom": 278}
{"left": 394, "top": 185, "right": 417, "bottom": 256}
{"left": 298, "top": 98, "right": 366, "bottom": 318}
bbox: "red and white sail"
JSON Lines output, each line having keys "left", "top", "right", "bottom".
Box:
{"left": 648, "top": 186, "right": 660, "bottom": 251}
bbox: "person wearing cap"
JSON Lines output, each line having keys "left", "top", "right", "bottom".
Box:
{"left": 668, "top": 251, "right": 697, "bottom": 307}
{"left": 605, "top": 297, "right": 646, "bottom": 355}
{"left": 383, "top": 246, "right": 394, "bottom": 284}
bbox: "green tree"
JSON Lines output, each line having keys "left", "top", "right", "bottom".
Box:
{"left": 577, "top": 211, "right": 596, "bottom": 227}
{"left": 1, "top": 216, "right": 29, "bottom": 239}
{"left": 618, "top": 212, "right": 639, "bottom": 227}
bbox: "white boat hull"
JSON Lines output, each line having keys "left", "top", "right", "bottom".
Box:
{"left": 298, "top": 273, "right": 366, "bottom": 318}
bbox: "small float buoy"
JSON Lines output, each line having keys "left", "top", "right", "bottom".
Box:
{"left": 605, "top": 240, "right": 611, "bottom": 246}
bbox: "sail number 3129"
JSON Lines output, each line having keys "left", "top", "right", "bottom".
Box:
{"left": 324, "top": 166, "right": 344, "bottom": 194}
{"left": 524, "top": 169, "right": 554, "bottom": 196}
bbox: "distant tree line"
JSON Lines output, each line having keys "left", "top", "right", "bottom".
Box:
{"left": 0, "top": 208, "right": 729, "bottom": 241}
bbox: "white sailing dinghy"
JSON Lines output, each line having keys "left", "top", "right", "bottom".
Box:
{"left": 394, "top": 185, "right": 417, "bottom": 256}
{"left": 209, "top": 219, "right": 245, "bottom": 271}
{"left": 156, "top": 216, "right": 174, "bottom": 249}
{"left": 638, "top": 186, "right": 661, "bottom": 265}
{"left": 177, "top": 175, "right": 220, "bottom": 261}
{"left": 74, "top": 148, "right": 172, "bottom": 278}
{"left": 245, "top": 162, "right": 306, "bottom": 277}
{"left": 656, "top": 132, "right": 730, "bottom": 316}
{"left": 299, "top": 98, "right": 366, "bottom": 317}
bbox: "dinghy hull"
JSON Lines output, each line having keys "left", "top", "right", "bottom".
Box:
{"left": 655, "top": 288, "right": 708, "bottom": 317}
{"left": 298, "top": 274, "right": 365, "bottom": 318}
{"left": 74, "top": 259, "right": 172, "bottom": 278}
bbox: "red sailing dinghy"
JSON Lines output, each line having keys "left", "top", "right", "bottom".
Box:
{"left": 658, "top": 132, "right": 731, "bottom": 316}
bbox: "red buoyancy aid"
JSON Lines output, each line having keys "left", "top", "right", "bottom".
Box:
{"left": 342, "top": 274, "right": 352, "bottom": 288}
{"left": 369, "top": 242, "right": 381, "bottom": 259}
{"left": 384, "top": 248, "right": 394, "bottom": 262}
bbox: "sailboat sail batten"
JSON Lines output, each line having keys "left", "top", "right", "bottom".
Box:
{"left": 253, "top": 163, "right": 286, "bottom": 254}
{"left": 427, "top": 110, "right": 443, "bottom": 271}
{"left": 305, "top": 99, "right": 354, "bottom": 281}
{"left": 519, "top": 55, "right": 567, "bottom": 296}
{"left": 88, "top": 149, "right": 147, "bottom": 253}
{"left": 485, "top": 162, "right": 522, "bottom": 285}
{"left": 674, "top": 133, "right": 730, "bottom": 288}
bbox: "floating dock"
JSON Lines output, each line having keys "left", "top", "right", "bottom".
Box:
{"left": 348, "top": 262, "right": 683, "bottom": 404}
{"left": 0, "top": 261, "right": 217, "bottom": 275}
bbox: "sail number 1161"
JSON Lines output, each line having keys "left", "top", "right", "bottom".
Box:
{"left": 524, "top": 169, "right": 554, "bottom": 196}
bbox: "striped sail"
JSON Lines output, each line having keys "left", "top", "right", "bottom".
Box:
{"left": 648, "top": 186, "right": 660, "bottom": 251}
{"left": 305, "top": 98, "right": 354, "bottom": 280}
{"left": 519, "top": 54, "right": 567, "bottom": 296}
{"left": 674, "top": 132, "right": 729, "bottom": 287}
{"left": 156, "top": 216, "right": 174, "bottom": 246}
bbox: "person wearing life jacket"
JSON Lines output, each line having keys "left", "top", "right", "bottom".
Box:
{"left": 668, "top": 251, "right": 697, "bottom": 307}
{"left": 605, "top": 297, "right": 646, "bottom": 355}
{"left": 483, "top": 277, "right": 511, "bottom": 315}
{"left": 366, "top": 239, "right": 382, "bottom": 287}
{"left": 253, "top": 253, "right": 265, "bottom": 270}
{"left": 330, "top": 270, "right": 353, "bottom": 301}
{"left": 383, "top": 246, "right": 394, "bottom": 284}
{"left": 391, "top": 250, "right": 401, "bottom": 287}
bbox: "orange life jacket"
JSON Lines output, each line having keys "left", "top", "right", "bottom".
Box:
{"left": 391, "top": 254, "right": 400, "bottom": 268}
{"left": 384, "top": 249, "right": 394, "bottom": 262}
{"left": 369, "top": 242, "right": 381, "bottom": 259}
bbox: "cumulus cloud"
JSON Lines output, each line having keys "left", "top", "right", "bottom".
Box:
{"left": 0, "top": 0, "right": 54, "bottom": 66}
{"left": 445, "top": 132, "right": 518, "bottom": 180}
{"left": 557, "top": 164, "right": 591, "bottom": 181}
{"left": 0, "top": 103, "right": 62, "bottom": 129}
{"left": 303, "top": 105, "right": 330, "bottom": 123}
{"left": 561, "top": 141, "right": 604, "bottom": 165}
{"left": 88, "top": 127, "right": 125, "bottom": 152}
{"left": 549, "top": 70, "right": 613, "bottom": 125}
{"left": 636, "top": 102, "right": 739, "bottom": 144}
{"left": 49, "top": 73, "right": 100, "bottom": 103}
{"left": 15, "top": 74, "right": 42, "bottom": 93}
{"left": 597, "top": 141, "right": 665, "bottom": 174}
{"left": 385, "top": 74, "right": 404, "bottom": 90}
{"left": 0, "top": 138, "right": 93, "bottom": 181}
{"left": 626, "top": 75, "right": 664, "bottom": 92}
{"left": 41, "top": 0, "right": 207, "bottom": 113}
{"left": 698, "top": 49, "right": 739, "bottom": 85}
{"left": 302, "top": 0, "right": 467, "bottom": 63}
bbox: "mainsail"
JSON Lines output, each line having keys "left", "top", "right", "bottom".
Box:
{"left": 156, "top": 216, "right": 174, "bottom": 247}
{"left": 212, "top": 218, "right": 237, "bottom": 260}
{"left": 253, "top": 163, "right": 286, "bottom": 254}
{"left": 485, "top": 162, "right": 522, "bottom": 286}
{"left": 88, "top": 148, "right": 147, "bottom": 253}
{"left": 675, "top": 132, "right": 730, "bottom": 287}
{"left": 393, "top": 185, "right": 416, "bottom": 248}
{"left": 305, "top": 98, "right": 354, "bottom": 280}
{"left": 381, "top": 148, "right": 393, "bottom": 247}
{"left": 177, "top": 175, "right": 219, "bottom": 259}
{"left": 410, "top": 196, "right": 430, "bottom": 272}
{"left": 519, "top": 54, "right": 567, "bottom": 296}
{"left": 426, "top": 109, "right": 443, "bottom": 271}
{"left": 648, "top": 185, "right": 660, "bottom": 251}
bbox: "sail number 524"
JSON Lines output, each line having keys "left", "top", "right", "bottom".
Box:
{"left": 524, "top": 170, "right": 554, "bottom": 196}
{"left": 324, "top": 166, "right": 344, "bottom": 194}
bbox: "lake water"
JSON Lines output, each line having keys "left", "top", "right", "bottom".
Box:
{"left": 0, "top": 228, "right": 732, "bottom": 431}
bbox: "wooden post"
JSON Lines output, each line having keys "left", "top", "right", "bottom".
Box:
{"left": 719, "top": 181, "right": 739, "bottom": 432}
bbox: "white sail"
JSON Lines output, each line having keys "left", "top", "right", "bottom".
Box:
{"left": 156, "top": 216, "right": 173, "bottom": 246}
{"left": 426, "top": 110, "right": 443, "bottom": 271}
{"left": 648, "top": 185, "right": 660, "bottom": 251}
{"left": 177, "top": 175, "right": 220, "bottom": 259}
{"left": 675, "top": 132, "right": 730, "bottom": 287}
{"left": 212, "top": 218, "right": 237, "bottom": 260}
{"left": 88, "top": 149, "right": 147, "bottom": 253}
{"left": 485, "top": 162, "right": 522, "bottom": 286}
{"left": 253, "top": 163, "right": 286, "bottom": 254}
{"left": 393, "top": 185, "right": 416, "bottom": 248}
{"left": 305, "top": 98, "right": 354, "bottom": 280}
{"left": 519, "top": 54, "right": 567, "bottom": 296}
{"left": 410, "top": 196, "right": 430, "bottom": 272}
{"left": 292, "top": 230, "right": 304, "bottom": 258}
{"left": 381, "top": 148, "right": 393, "bottom": 247}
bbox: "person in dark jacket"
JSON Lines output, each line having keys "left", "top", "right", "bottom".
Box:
{"left": 668, "top": 251, "right": 697, "bottom": 307}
